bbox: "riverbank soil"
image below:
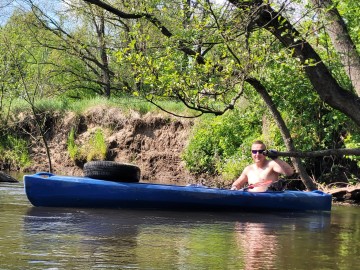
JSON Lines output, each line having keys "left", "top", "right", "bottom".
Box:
{"left": 21, "top": 106, "right": 223, "bottom": 187}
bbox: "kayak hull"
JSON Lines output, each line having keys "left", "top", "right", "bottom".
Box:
{"left": 24, "top": 172, "right": 332, "bottom": 212}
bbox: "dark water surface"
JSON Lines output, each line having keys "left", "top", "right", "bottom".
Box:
{"left": 1, "top": 179, "right": 359, "bottom": 270}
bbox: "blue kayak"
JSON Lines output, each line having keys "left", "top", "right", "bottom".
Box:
{"left": 24, "top": 172, "right": 332, "bottom": 212}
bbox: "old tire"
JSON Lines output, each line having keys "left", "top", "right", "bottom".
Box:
{"left": 84, "top": 161, "right": 141, "bottom": 183}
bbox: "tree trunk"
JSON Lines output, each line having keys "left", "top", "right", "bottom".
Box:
{"left": 310, "top": 0, "right": 360, "bottom": 97}
{"left": 246, "top": 78, "right": 318, "bottom": 191}
{"left": 93, "top": 13, "right": 112, "bottom": 97}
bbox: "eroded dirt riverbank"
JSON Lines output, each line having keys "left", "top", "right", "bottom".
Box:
{"left": 19, "top": 106, "right": 223, "bottom": 187}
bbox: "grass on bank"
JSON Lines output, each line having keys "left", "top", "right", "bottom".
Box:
{"left": 67, "top": 127, "right": 107, "bottom": 162}
{"left": 7, "top": 96, "right": 198, "bottom": 117}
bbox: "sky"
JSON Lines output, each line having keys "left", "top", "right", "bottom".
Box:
{"left": 0, "top": 0, "right": 61, "bottom": 26}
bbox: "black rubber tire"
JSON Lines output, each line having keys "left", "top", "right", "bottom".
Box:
{"left": 83, "top": 161, "right": 141, "bottom": 182}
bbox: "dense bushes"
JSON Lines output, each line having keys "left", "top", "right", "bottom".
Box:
{"left": 182, "top": 104, "right": 360, "bottom": 185}
{"left": 67, "top": 128, "right": 108, "bottom": 162}
{"left": 182, "top": 108, "right": 263, "bottom": 181}
{"left": 0, "top": 133, "right": 31, "bottom": 170}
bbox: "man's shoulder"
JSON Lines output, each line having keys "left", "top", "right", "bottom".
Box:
{"left": 244, "top": 164, "right": 256, "bottom": 171}
{"left": 247, "top": 161, "right": 272, "bottom": 171}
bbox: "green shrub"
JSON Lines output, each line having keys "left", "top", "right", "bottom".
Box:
{"left": 0, "top": 134, "right": 31, "bottom": 170}
{"left": 182, "top": 109, "right": 263, "bottom": 179}
{"left": 67, "top": 128, "right": 80, "bottom": 161}
{"left": 344, "top": 131, "right": 360, "bottom": 168}
{"left": 85, "top": 128, "right": 107, "bottom": 161}
{"left": 67, "top": 128, "right": 108, "bottom": 162}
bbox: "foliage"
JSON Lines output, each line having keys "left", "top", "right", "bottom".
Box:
{"left": 66, "top": 96, "right": 195, "bottom": 117}
{"left": 3, "top": 96, "right": 196, "bottom": 121}
{"left": 67, "top": 127, "right": 107, "bottom": 162}
{"left": 338, "top": 0, "right": 360, "bottom": 45}
{"left": 182, "top": 107, "right": 263, "bottom": 179}
{"left": 67, "top": 127, "right": 80, "bottom": 161}
{"left": 0, "top": 133, "right": 31, "bottom": 170}
{"left": 85, "top": 128, "right": 107, "bottom": 161}
{"left": 344, "top": 131, "right": 360, "bottom": 168}
{"left": 258, "top": 50, "right": 347, "bottom": 151}
{"left": 106, "top": 0, "right": 250, "bottom": 116}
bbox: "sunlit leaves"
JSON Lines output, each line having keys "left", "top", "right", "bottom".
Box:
{"left": 182, "top": 108, "right": 262, "bottom": 176}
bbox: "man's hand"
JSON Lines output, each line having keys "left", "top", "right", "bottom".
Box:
{"left": 264, "top": 149, "right": 278, "bottom": 160}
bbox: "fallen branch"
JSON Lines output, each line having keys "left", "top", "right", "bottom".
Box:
{"left": 327, "top": 186, "right": 360, "bottom": 203}
{"left": 270, "top": 148, "right": 360, "bottom": 158}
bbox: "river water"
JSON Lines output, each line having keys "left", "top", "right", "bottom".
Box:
{"left": 1, "top": 179, "right": 360, "bottom": 270}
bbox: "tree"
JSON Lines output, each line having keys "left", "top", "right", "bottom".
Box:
{"left": 82, "top": 0, "right": 360, "bottom": 125}
{"left": 1, "top": 14, "right": 55, "bottom": 172}
{"left": 19, "top": 0, "right": 147, "bottom": 98}
{"left": 78, "top": 0, "right": 360, "bottom": 189}
{"left": 27, "top": 1, "right": 115, "bottom": 97}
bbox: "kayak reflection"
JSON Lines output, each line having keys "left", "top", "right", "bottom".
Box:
{"left": 24, "top": 208, "right": 331, "bottom": 235}
{"left": 22, "top": 208, "right": 331, "bottom": 269}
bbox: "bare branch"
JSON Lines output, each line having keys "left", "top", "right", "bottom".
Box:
{"left": 273, "top": 148, "right": 360, "bottom": 158}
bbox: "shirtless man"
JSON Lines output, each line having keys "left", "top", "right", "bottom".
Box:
{"left": 231, "top": 140, "right": 294, "bottom": 192}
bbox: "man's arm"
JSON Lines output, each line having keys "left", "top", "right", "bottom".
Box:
{"left": 271, "top": 159, "right": 294, "bottom": 176}
{"left": 231, "top": 167, "right": 249, "bottom": 190}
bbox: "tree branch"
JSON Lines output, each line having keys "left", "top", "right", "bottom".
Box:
{"left": 83, "top": 0, "right": 206, "bottom": 64}
{"left": 273, "top": 148, "right": 360, "bottom": 158}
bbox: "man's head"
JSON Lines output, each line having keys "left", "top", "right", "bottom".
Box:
{"left": 251, "top": 140, "right": 266, "bottom": 162}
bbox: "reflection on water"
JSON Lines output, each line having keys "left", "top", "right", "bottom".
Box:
{"left": 233, "top": 211, "right": 332, "bottom": 270}
{"left": 1, "top": 181, "right": 360, "bottom": 270}
{"left": 20, "top": 207, "right": 332, "bottom": 269}
{"left": 235, "top": 222, "right": 278, "bottom": 270}
{"left": 22, "top": 208, "right": 142, "bottom": 269}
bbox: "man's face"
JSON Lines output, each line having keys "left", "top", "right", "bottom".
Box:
{"left": 251, "top": 143, "right": 266, "bottom": 163}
